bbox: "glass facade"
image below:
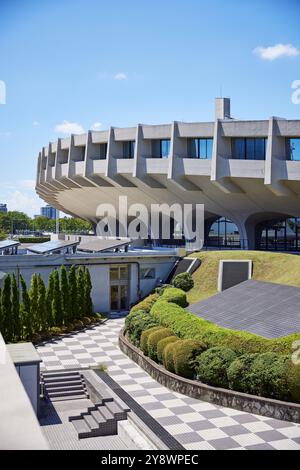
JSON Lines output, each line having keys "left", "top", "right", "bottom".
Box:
{"left": 206, "top": 217, "right": 241, "bottom": 248}
{"left": 232, "top": 138, "right": 266, "bottom": 160}
{"left": 123, "top": 141, "right": 135, "bottom": 159}
{"left": 256, "top": 218, "right": 300, "bottom": 251}
{"left": 188, "top": 138, "right": 213, "bottom": 159}
{"left": 160, "top": 139, "right": 170, "bottom": 158}
{"left": 287, "top": 138, "right": 300, "bottom": 161}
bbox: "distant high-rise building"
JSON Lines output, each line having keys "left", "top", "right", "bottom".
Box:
{"left": 0, "top": 204, "right": 7, "bottom": 213}
{"left": 40, "top": 205, "right": 58, "bottom": 220}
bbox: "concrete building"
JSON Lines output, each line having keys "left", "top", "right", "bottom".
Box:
{"left": 40, "top": 204, "right": 58, "bottom": 220}
{"left": 36, "top": 98, "right": 300, "bottom": 251}
{"left": 0, "top": 203, "right": 7, "bottom": 213}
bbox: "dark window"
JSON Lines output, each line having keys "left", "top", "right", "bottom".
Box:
{"left": 160, "top": 139, "right": 170, "bottom": 158}
{"left": 123, "top": 141, "right": 135, "bottom": 159}
{"left": 100, "top": 143, "right": 107, "bottom": 159}
{"left": 140, "top": 268, "right": 156, "bottom": 279}
{"left": 187, "top": 138, "right": 213, "bottom": 159}
{"left": 256, "top": 218, "right": 300, "bottom": 251}
{"left": 206, "top": 217, "right": 241, "bottom": 248}
{"left": 232, "top": 138, "right": 266, "bottom": 160}
{"left": 287, "top": 138, "right": 300, "bottom": 161}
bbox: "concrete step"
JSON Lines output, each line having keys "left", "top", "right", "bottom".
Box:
{"left": 46, "top": 384, "right": 85, "bottom": 394}
{"left": 83, "top": 414, "right": 99, "bottom": 431}
{"left": 43, "top": 375, "right": 82, "bottom": 384}
{"left": 105, "top": 401, "right": 128, "bottom": 420}
{"left": 90, "top": 409, "right": 106, "bottom": 424}
{"left": 47, "top": 389, "right": 87, "bottom": 398}
{"left": 42, "top": 371, "right": 80, "bottom": 379}
{"left": 72, "top": 419, "right": 91, "bottom": 438}
{"left": 97, "top": 405, "right": 114, "bottom": 422}
{"left": 50, "top": 393, "right": 89, "bottom": 402}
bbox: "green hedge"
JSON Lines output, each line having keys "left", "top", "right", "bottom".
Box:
{"left": 159, "top": 287, "right": 188, "bottom": 307}
{"left": 172, "top": 272, "right": 194, "bottom": 292}
{"left": 162, "top": 340, "right": 180, "bottom": 373}
{"left": 227, "top": 353, "right": 259, "bottom": 394}
{"left": 125, "top": 309, "right": 158, "bottom": 346}
{"left": 195, "top": 346, "right": 237, "bottom": 388}
{"left": 130, "top": 293, "right": 160, "bottom": 314}
{"left": 18, "top": 237, "right": 51, "bottom": 243}
{"left": 157, "top": 336, "right": 179, "bottom": 363}
{"left": 147, "top": 328, "right": 174, "bottom": 361}
{"left": 173, "top": 339, "right": 207, "bottom": 379}
{"left": 140, "top": 326, "right": 162, "bottom": 355}
{"left": 150, "top": 300, "right": 299, "bottom": 355}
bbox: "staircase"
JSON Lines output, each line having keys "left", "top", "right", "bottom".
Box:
{"left": 69, "top": 400, "right": 130, "bottom": 438}
{"left": 41, "top": 370, "right": 89, "bottom": 402}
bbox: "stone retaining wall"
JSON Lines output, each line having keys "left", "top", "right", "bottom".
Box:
{"left": 119, "top": 328, "right": 300, "bottom": 423}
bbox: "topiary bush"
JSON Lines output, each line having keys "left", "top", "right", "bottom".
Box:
{"left": 125, "top": 309, "right": 159, "bottom": 346}
{"left": 195, "top": 346, "right": 237, "bottom": 388}
{"left": 147, "top": 328, "right": 174, "bottom": 361}
{"left": 288, "top": 363, "right": 300, "bottom": 403}
{"left": 130, "top": 293, "right": 160, "bottom": 314}
{"left": 172, "top": 272, "right": 194, "bottom": 292}
{"left": 140, "top": 326, "right": 162, "bottom": 355}
{"left": 248, "top": 353, "right": 292, "bottom": 401}
{"left": 227, "top": 353, "right": 259, "bottom": 393}
{"left": 159, "top": 287, "right": 188, "bottom": 308}
{"left": 173, "top": 339, "right": 207, "bottom": 379}
{"left": 157, "top": 336, "right": 179, "bottom": 363}
{"left": 163, "top": 340, "right": 181, "bottom": 373}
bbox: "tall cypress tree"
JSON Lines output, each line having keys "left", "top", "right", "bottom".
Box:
{"left": 46, "top": 270, "right": 55, "bottom": 327}
{"left": 20, "top": 275, "right": 32, "bottom": 340}
{"left": 68, "top": 265, "right": 77, "bottom": 321}
{"left": 84, "top": 268, "right": 93, "bottom": 316}
{"left": 11, "top": 274, "right": 21, "bottom": 342}
{"left": 29, "top": 273, "right": 39, "bottom": 334}
{"left": 60, "top": 265, "right": 70, "bottom": 324}
{"left": 52, "top": 270, "right": 62, "bottom": 326}
{"left": 1, "top": 274, "right": 12, "bottom": 342}
{"left": 37, "top": 274, "right": 47, "bottom": 332}
{"left": 76, "top": 267, "right": 85, "bottom": 319}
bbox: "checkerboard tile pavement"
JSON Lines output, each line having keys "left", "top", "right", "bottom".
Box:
{"left": 36, "top": 319, "right": 300, "bottom": 450}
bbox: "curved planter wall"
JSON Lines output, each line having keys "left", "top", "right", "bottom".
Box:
{"left": 119, "top": 328, "right": 300, "bottom": 424}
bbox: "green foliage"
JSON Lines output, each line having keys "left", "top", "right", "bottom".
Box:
{"left": 126, "top": 310, "right": 159, "bottom": 347}
{"left": 130, "top": 293, "right": 160, "bottom": 314}
{"left": 18, "top": 237, "right": 50, "bottom": 243}
{"left": 159, "top": 287, "right": 188, "bottom": 307}
{"left": 68, "top": 265, "right": 77, "bottom": 321}
{"left": 60, "top": 266, "right": 70, "bottom": 323}
{"left": 288, "top": 364, "right": 300, "bottom": 403}
{"left": 84, "top": 268, "right": 93, "bottom": 316}
{"left": 140, "top": 326, "right": 162, "bottom": 355}
{"left": 11, "top": 274, "right": 21, "bottom": 342}
{"left": 147, "top": 328, "right": 173, "bottom": 361}
{"left": 37, "top": 274, "right": 47, "bottom": 332}
{"left": 20, "top": 275, "right": 32, "bottom": 340}
{"left": 0, "top": 230, "right": 7, "bottom": 241}
{"left": 52, "top": 270, "right": 62, "bottom": 326}
{"left": 195, "top": 347, "right": 237, "bottom": 388}
{"left": 76, "top": 267, "right": 85, "bottom": 319}
{"left": 46, "top": 270, "right": 55, "bottom": 327}
{"left": 162, "top": 341, "right": 180, "bottom": 373}
{"left": 173, "top": 339, "right": 207, "bottom": 379}
{"left": 172, "top": 272, "right": 194, "bottom": 292}
{"left": 2, "top": 275, "right": 12, "bottom": 342}
{"left": 227, "top": 353, "right": 259, "bottom": 394}
{"left": 157, "top": 336, "right": 179, "bottom": 363}
{"left": 29, "top": 274, "right": 39, "bottom": 332}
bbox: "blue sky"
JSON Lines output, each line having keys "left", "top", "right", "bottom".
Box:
{"left": 0, "top": 0, "right": 299, "bottom": 216}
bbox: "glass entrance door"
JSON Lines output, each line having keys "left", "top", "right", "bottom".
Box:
{"left": 110, "top": 265, "right": 129, "bottom": 311}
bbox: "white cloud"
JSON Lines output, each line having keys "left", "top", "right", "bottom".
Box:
{"left": 114, "top": 72, "right": 127, "bottom": 80}
{"left": 33, "top": 121, "right": 39, "bottom": 126}
{"left": 20, "top": 179, "right": 36, "bottom": 190}
{"left": 91, "top": 122, "right": 102, "bottom": 131}
{"left": 5, "top": 190, "right": 41, "bottom": 216}
{"left": 253, "top": 43, "right": 299, "bottom": 61}
{"left": 54, "top": 120, "right": 85, "bottom": 135}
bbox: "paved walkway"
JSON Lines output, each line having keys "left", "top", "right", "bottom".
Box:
{"left": 36, "top": 319, "right": 300, "bottom": 450}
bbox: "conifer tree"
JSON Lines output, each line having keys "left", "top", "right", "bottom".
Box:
{"left": 20, "top": 275, "right": 32, "bottom": 340}
{"left": 76, "top": 267, "right": 85, "bottom": 319}
{"left": 1, "top": 274, "right": 12, "bottom": 342}
{"left": 68, "top": 265, "right": 77, "bottom": 321}
{"left": 52, "top": 270, "right": 62, "bottom": 325}
{"left": 29, "top": 273, "right": 39, "bottom": 333}
{"left": 11, "top": 274, "right": 21, "bottom": 342}
{"left": 46, "top": 270, "right": 55, "bottom": 327}
{"left": 37, "top": 274, "right": 47, "bottom": 332}
{"left": 60, "top": 265, "right": 70, "bottom": 324}
{"left": 84, "top": 268, "right": 93, "bottom": 316}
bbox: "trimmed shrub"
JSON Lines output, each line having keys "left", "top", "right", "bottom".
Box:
{"left": 140, "top": 326, "right": 162, "bottom": 355}
{"left": 288, "top": 363, "right": 300, "bottom": 403}
{"left": 130, "top": 293, "right": 160, "bottom": 314}
{"left": 73, "top": 320, "right": 84, "bottom": 330}
{"left": 227, "top": 353, "right": 259, "bottom": 393}
{"left": 163, "top": 340, "right": 181, "bottom": 373}
{"left": 160, "top": 287, "right": 188, "bottom": 307}
{"left": 82, "top": 316, "right": 92, "bottom": 325}
{"left": 147, "top": 328, "right": 173, "bottom": 361}
{"left": 195, "top": 346, "right": 237, "bottom": 388}
{"left": 172, "top": 272, "right": 194, "bottom": 292}
{"left": 248, "top": 353, "right": 292, "bottom": 401}
{"left": 173, "top": 339, "right": 207, "bottom": 379}
{"left": 49, "top": 326, "right": 62, "bottom": 336}
{"left": 125, "top": 309, "right": 159, "bottom": 346}
{"left": 157, "top": 336, "right": 179, "bottom": 363}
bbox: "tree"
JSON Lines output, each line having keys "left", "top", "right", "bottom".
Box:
{"left": 60, "top": 265, "right": 70, "bottom": 323}
{"left": 76, "top": 267, "right": 85, "bottom": 319}
{"left": 46, "top": 270, "right": 55, "bottom": 327}
{"left": 37, "top": 274, "right": 47, "bottom": 332}
{"left": 52, "top": 270, "right": 62, "bottom": 325}
{"left": 68, "top": 265, "right": 77, "bottom": 321}
{"left": 29, "top": 273, "right": 39, "bottom": 333}
{"left": 11, "top": 274, "right": 21, "bottom": 342}
{"left": 20, "top": 275, "right": 32, "bottom": 340}
{"left": 84, "top": 268, "right": 93, "bottom": 316}
{"left": 1, "top": 274, "right": 12, "bottom": 342}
